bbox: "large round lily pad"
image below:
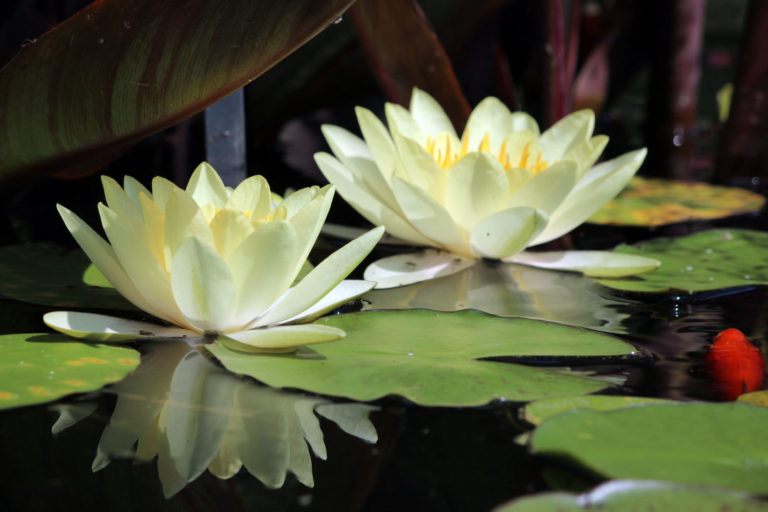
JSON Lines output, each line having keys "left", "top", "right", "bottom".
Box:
{"left": 530, "top": 402, "right": 768, "bottom": 494}
{"left": 494, "top": 480, "right": 768, "bottom": 511}
{"left": 207, "top": 310, "right": 638, "bottom": 407}
{"left": 589, "top": 177, "right": 765, "bottom": 226}
{"left": 0, "top": 333, "right": 140, "bottom": 410}
{"left": 595, "top": 229, "right": 768, "bottom": 293}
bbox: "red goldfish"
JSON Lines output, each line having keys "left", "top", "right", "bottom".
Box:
{"left": 706, "top": 328, "right": 765, "bottom": 401}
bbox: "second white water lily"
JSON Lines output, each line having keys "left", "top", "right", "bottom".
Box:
{"left": 315, "top": 88, "right": 658, "bottom": 288}
{"left": 44, "top": 163, "right": 383, "bottom": 351}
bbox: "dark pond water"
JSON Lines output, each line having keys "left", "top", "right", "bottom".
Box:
{"left": 1, "top": 221, "right": 767, "bottom": 512}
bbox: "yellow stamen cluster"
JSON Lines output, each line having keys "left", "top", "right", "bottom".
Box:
{"left": 425, "top": 129, "right": 551, "bottom": 174}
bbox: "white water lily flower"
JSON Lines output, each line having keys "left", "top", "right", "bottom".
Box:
{"left": 44, "top": 162, "right": 384, "bottom": 351}
{"left": 314, "top": 88, "right": 659, "bottom": 288}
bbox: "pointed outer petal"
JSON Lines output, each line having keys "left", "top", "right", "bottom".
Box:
{"left": 506, "top": 161, "right": 578, "bottom": 215}
{"left": 209, "top": 209, "right": 254, "bottom": 260}
{"left": 285, "top": 413, "right": 315, "bottom": 488}
{"left": 392, "top": 176, "right": 467, "bottom": 253}
{"left": 383, "top": 102, "right": 424, "bottom": 144}
{"left": 506, "top": 167, "right": 534, "bottom": 195}
{"left": 217, "top": 324, "right": 345, "bottom": 352}
{"left": 355, "top": 106, "right": 401, "bottom": 181}
{"left": 57, "top": 204, "right": 156, "bottom": 314}
{"left": 285, "top": 187, "right": 334, "bottom": 281}
{"left": 99, "top": 204, "right": 191, "bottom": 328}
{"left": 226, "top": 175, "right": 271, "bottom": 219}
{"left": 123, "top": 175, "right": 152, "bottom": 210}
{"left": 563, "top": 135, "right": 609, "bottom": 179}
{"left": 186, "top": 162, "right": 229, "bottom": 208}
{"left": 43, "top": 311, "right": 194, "bottom": 342}
{"left": 363, "top": 250, "right": 477, "bottom": 289}
{"left": 507, "top": 250, "right": 661, "bottom": 277}
{"left": 469, "top": 207, "right": 549, "bottom": 259}
{"left": 391, "top": 130, "right": 448, "bottom": 202}
{"left": 531, "top": 148, "right": 647, "bottom": 245}
{"left": 164, "top": 188, "right": 215, "bottom": 266}
{"left": 444, "top": 152, "right": 509, "bottom": 232}
{"left": 538, "top": 109, "right": 595, "bottom": 160}
{"left": 254, "top": 227, "right": 383, "bottom": 326}
{"left": 314, "top": 153, "right": 434, "bottom": 246}
{"left": 171, "top": 237, "right": 237, "bottom": 332}
{"left": 409, "top": 88, "right": 458, "bottom": 139}
{"left": 279, "top": 186, "right": 321, "bottom": 220}
{"left": 294, "top": 399, "right": 328, "bottom": 460}
{"left": 151, "top": 176, "right": 177, "bottom": 210}
{"left": 314, "top": 403, "right": 380, "bottom": 444}
{"left": 101, "top": 175, "right": 144, "bottom": 234}
{"left": 139, "top": 192, "right": 167, "bottom": 268}
{"left": 226, "top": 220, "right": 298, "bottom": 327}
{"left": 509, "top": 112, "right": 540, "bottom": 135}
{"left": 464, "top": 97, "right": 514, "bottom": 153}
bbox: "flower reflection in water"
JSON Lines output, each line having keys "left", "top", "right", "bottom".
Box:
{"left": 51, "top": 342, "right": 379, "bottom": 497}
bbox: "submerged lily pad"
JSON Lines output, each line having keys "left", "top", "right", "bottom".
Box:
{"left": 522, "top": 395, "right": 672, "bottom": 425}
{"left": 0, "top": 244, "right": 132, "bottom": 309}
{"left": 0, "top": 333, "right": 140, "bottom": 410}
{"left": 589, "top": 177, "right": 765, "bottom": 226}
{"left": 494, "top": 480, "right": 768, "bottom": 511}
{"left": 595, "top": 229, "right": 768, "bottom": 293}
{"left": 530, "top": 402, "right": 768, "bottom": 494}
{"left": 207, "top": 310, "right": 638, "bottom": 407}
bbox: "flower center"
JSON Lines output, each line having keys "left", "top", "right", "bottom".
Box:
{"left": 424, "top": 130, "right": 551, "bottom": 174}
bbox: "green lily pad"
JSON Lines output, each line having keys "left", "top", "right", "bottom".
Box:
{"left": 530, "top": 402, "right": 768, "bottom": 494}
{"left": 0, "top": 244, "right": 133, "bottom": 309}
{"left": 494, "top": 480, "right": 768, "bottom": 511}
{"left": 522, "top": 395, "right": 673, "bottom": 425}
{"left": 207, "top": 310, "right": 639, "bottom": 407}
{"left": 595, "top": 229, "right": 768, "bottom": 293}
{"left": 0, "top": 333, "right": 140, "bottom": 410}
{"left": 589, "top": 177, "right": 766, "bottom": 226}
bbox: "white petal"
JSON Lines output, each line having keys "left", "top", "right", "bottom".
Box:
{"left": 384, "top": 103, "right": 424, "bottom": 144}
{"left": 469, "top": 207, "right": 548, "bottom": 259}
{"left": 444, "top": 152, "right": 509, "bottom": 232}
{"left": 563, "top": 135, "right": 609, "bottom": 179}
{"left": 391, "top": 130, "right": 447, "bottom": 202}
{"left": 538, "top": 109, "right": 595, "bottom": 160}
{"left": 409, "top": 87, "right": 458, "bottom": 138}
{"left": 364, "top": 250, "right": 477, "bottom": 289}
{"left": 354, "top": 106, "right": 401, "bottom": 181}
{"left": 270, "top": 280, "right": 375, "bottom": 325}
{"left": 217, "top": 324, "right": 345, "bottom": 352}
{"left": 209, "top": 208, "right": 254, "bottom": 260}
{"left": 508, "top": 250, "right": 661, "bottom": 277}
{"left": 123, "top": 175, "right": 152, "bottom": 209}
{"left": 226, "top": 175, "right": 271, "bottom": 219}
{"left": 101, "top": 176, "right": 144, "bottom": 232}
{"left": 163, "top": 187, "right": 215, "bottom": 265}
{"left": 315, "top": 403, "right": 379, "bottom": 444}
{"left": 285, "top": 186, "right": 334, "bottom": 282}
{"left": 186, "top": 162, "right": 229, "bottom": 208}
{"left": 44, "top": 311, "right": 194, "bottom": 342}
{"left": 464, "top": 97, "right": 515, "bottom": 153}
{"left": 531, "top": 148, "right": 647, "bottom": 245}
{"left": 506, "top": 160, "right": 578, "bottom": 214}
{"left": 254, "top": 227, "right": 383, "bottom": 326}
{"left": 171, "top": 237, "right": 237, "bottom": 332}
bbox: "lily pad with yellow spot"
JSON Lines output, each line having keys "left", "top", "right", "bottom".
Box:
{"left": 589, "top": 177, "right": 765, "bottom": 226}
{"left": 0, "top": 333, "right": 140, "bottom": 410}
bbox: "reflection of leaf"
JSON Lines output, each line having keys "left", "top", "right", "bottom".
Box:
{"left": 522, "top": 395, "right": 672, "bottom": 425}
{"left": 0, "top": 333, "right": 139, "bottom": 410}
{"left": 530, "top": 402, "right": 768, "bottom": 494}
{"left": 0, "top": 0, "right": 355, "bottom": 182}
{"left": 589, "top": 177, "right": 766, "bottom": 226}
{"left": 595, "top": 229, "right": 768, "bottom": 293}
{"left": 365, "top": 260, "right": 630, "bottom": 333}
{"left": 208, "top": 310, "right": 638, "bottom": 407}
{"left": 56, "top": 342, "right": 378, "bottom": 497}
{"left": 494, "top": 480, "right": 768, "bottom": 511}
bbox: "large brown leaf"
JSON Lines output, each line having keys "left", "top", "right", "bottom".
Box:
{"left": 0, "top": 0, "right": 355, "bottom": 185}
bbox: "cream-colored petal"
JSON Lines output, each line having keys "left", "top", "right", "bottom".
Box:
{"left": 171, "top": 237, "right": 237, "bottom": 332}
{"left": 99, "top": 203, "right": 190, "bottom": 328}
{"left": 186, "top": 162, "right": 229, "bottom": 208}
{"left": 444, "top": 152, "right": 509, "bottom": 232}
{"left": 123, "top": 175, "right": 152, "bottom": 209}
{"left": 139, "top": 192, "right": 167, "bottom": 269}
{"left": 218, "top": 324, "right": 345, "bottom": 352}
{"left": 391, "top": 130, "right": 447, "bottom": 202}
{"left": 44, "top": 311, "right": 194, "bottom": 342}
{"left": 268, "top": 280, "right": 375, "bottom": 325}
{"left": 506, "top": 167, "right": 534, "bottom": 195}
{"left": 409, "top": 87, "right": 458, "bottom": 139}
{"left": 355, "top": 106, "right": 402, "bottom": 180}
{"left": 509, "top": 112, "right": 540, "bottom": 135}
{"left": 469, "top": 207, "right": 548, "bottom": 259}
{"left": 364, "top": 250, "right": 477, "bottom": 289}
{"left": 279, "top": 186, "right": 321, "bottom": 219}
{"left": 392, "top": 176, "right": 467, "bottom": 253}
{"left": 508, "top": 250, "right": 661, "bottom": 277}
{"left": 563, "top": 135, "right": 609, "bottom": 179}
{"left": 531, "top": 148, "right": 647, "bottom": 245}
{"left": 285, "top": 186, "right": 334, "bottom": 281}
{"left": 57, "top": 204, "right": 156, "bottom": 314}
{"left": 102, "top": 176, "right": 144, "bottom": 234}
{"left": 227, "top": 220, "right": 298, "bottom": 326}
{"left": 464, "top": 96, "right": 514, "bottom": 153}
{"left": 209, "top": 208, "right": 254, "bottom": 260}
{"left": 164, "top": 188, "right": 215, "bottom": 266}
{"left": 226, "top": 175, "right": 271, "bottom": 219}
{"left": 384, "top": 102, "right": 424, "bottom": 144}
{"left": 315, "top": 153, "right": 434, "bottom": 246}
{"left": 151, "top": 176, "right": 177, "bottom": 210}
{"left": 255, "top": 227, "right": 383, "bottom": 326}
{"left": 538, "top": 109, "right": 595, "bottom": 160}
{"left": 506, "top": 160, "right": 578, "bottom": 214}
